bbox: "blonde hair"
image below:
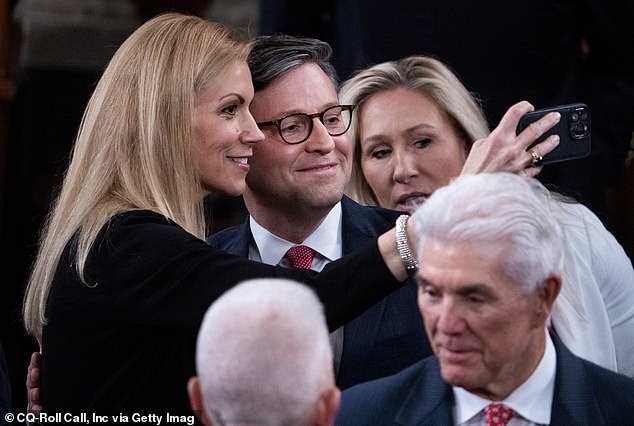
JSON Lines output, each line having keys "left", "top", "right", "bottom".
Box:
{"left": 339, "top": 55, "right": 490, "bottom": 206}
{"left": 23, "top": 12, "right": 251, "bottom": 336}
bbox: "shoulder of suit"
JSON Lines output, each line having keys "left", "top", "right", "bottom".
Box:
{"left": 341, "top": 196, "right": 401, "bottom": 221}
{"left": 206, "top": 223, "right": 244, "bottom": 247}
{"left": 554, "top": 333, "right": 634, "bottom": 398}
{"left": 344, "top": 356, "right": 433, "bottom": 396}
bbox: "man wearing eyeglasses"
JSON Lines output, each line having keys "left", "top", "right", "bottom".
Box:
{"left": 208, "top": 34, "right": 433, "bottom": 389}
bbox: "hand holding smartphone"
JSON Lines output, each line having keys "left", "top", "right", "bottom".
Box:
{"left": 516, "top": 103, "right": 591, "bottom": 165}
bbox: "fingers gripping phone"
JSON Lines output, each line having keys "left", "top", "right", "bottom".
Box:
{"left": 516, "top": 103, "right": 591, "bottom": 165}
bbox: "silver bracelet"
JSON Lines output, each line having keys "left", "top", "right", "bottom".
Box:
{"left": 395, "top": 214, "right": 418, "bottom": 271}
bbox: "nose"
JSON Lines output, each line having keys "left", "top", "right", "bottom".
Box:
{"left": 392, "top": 150, "right": 418, "bottom": 184}
{"left": 304, "top": 118, "right": 335, "bottom": 153}
{"left": 241, "top": 112, "right": 265, "bottom": 145}
{"left": 436, "top": 298, "right": 465, "bottom": 336}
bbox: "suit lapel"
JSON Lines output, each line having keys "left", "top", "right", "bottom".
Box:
{"left": 550, "top": 334, "right": 606, "bottom": 425}
{"left": 338, "top": 197, "right": 390, "bottom": 385}
{"left": 340, "top": 196, "right": 381, "bottom": 254}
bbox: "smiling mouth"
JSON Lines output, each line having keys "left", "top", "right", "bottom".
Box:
{"left": 298, "top": 163, "right": 337, "bottom": 172}
{"left": 229, "top": 157, "right": 249, "bottom": 165}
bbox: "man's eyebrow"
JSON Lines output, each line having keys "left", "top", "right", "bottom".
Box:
{"left": 456, "top": 283, "right": 494, "bottom": 297}
{"left": 268, "top": 102, "right": 342, "bottom": 119}
{"left": 417, "top": 279, "right": 493, "bottom": 294}
{"left": 416, "top": 276, "right": 433, "bottom": 288}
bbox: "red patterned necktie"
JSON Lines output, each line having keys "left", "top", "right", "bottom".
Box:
{"left": 484, "top": 403, "right": 515, "bottom": 426}
{"left": 284, "top": 245, "right": 314, "bottom": 269}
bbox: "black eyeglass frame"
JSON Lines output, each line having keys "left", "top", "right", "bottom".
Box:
{"left": 256, "top": 104, "right": 355, "bottom": 145}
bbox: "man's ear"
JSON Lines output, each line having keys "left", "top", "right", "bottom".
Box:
{"left": 313, "top": 386, "right": 341, "bottom": 426}
{"left": 187, "top": 376, "right": 212, "bottom": 426}
{"left": 536, "top": 274, "right": 562, "bottom": 322}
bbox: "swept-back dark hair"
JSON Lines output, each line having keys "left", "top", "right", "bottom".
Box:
{"left": 248, "top": 34, "right": 339, "bottom": 92}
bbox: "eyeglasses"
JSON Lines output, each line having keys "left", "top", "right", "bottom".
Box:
{"left": 257, "top": 105, "right": 355, "bottom": 144}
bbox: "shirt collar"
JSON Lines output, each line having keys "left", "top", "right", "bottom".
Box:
{"left": 453, "top": 330, "right": 556, "bottom": 425}
{"left": 248, "top": 202, "right": 343, "bottom": 270}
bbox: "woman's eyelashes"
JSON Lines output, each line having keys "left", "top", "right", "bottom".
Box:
{"left": 221, "top": 103, "right": 238, "bottom": 117}
{"left": 413, "top": 137, "right": 432, "bottom": 149}
{"left": 370, "top": 147, "right": 392, "bottom": 159}
{"left": 368, "top": 137, "right": 433, "bottom": 159}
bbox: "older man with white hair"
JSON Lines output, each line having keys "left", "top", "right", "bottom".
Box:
{"left": 336, "top": 172, "right": 634, "bottom": 426}
{"left": 188, "top": 278, "right": 340, "bottom": 426}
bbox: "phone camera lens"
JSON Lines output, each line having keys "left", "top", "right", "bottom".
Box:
{"left": 571, "top": 112, "right": 579, "bottom": 122}
{"left": 580, "top": 110, "right": 589, "bottom": 121}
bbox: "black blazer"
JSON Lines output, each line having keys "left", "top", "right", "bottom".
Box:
{"left": 42, "top": 210, "right": 402, "bottom": 417}
{"left": 209, "top": 196, "right": 433, "bottom": 389}
{"left": 335, "top": 334, "right": 634, "bottom": 425}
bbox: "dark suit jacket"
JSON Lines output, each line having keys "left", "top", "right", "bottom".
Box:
{"left": 335, "top": 334, "right": 634, "bottom": 425}
{"left": 208, "top": 196, "right": 433, "bottom": 389}
{"left": 42, "top": 210, "right": 402, "bottom": 417}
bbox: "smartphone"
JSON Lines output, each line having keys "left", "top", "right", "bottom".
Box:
{"left": 516, "top": 103, "right": 591, "bottom": 165}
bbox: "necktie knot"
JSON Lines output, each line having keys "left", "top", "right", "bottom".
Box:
{"left": 484, "top": 403, "right": 514, "bottom": 426}
{"left": 284, "top": 245, "right": 314, "bottom": 269}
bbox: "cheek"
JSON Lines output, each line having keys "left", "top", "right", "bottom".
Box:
{"left": 252, "top": 142, "right": 283, "bottom": 164}
{"left": 481, "top": 305, "right": 535, "bottom": 349}
{"left": 194, "top": 121, "right": 216, "bottom": 157}
{"left": 417, "top": 292, "right": 438, "bottom": 336}
{"left": 191, "top": 135, "right": 206, "bottom": 173}
{"left": 421, "top": 150, "right": 464, "bottom": 188}
{"left": 197, "top": 137, "right": 222, "bottom": 163}
{"left": 336, "top": 139, "right": 354, "bottom": 172}
{"left": 197, "top": 119, "right": 235, "bottom": 158}
{"left": 445, "top": 154, "right": 466, "bottom": 177}
{"left": 335, "top": 134, "right": 354, "bottom": 154}
{"left": 361, "top": 160, "right": 388, "bottom": 194}
{"left": 251, "top": 144, "right": 296, "bottom": 176}
{"left": 440, "top": 141, "right": 468, "bottom": 172}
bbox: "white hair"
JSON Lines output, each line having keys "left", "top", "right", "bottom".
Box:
{"left": 195, "top": 278, "right": 334, "bottom": 426}
{"left": 412, "top": 172, "right": 565, "bottom": 294}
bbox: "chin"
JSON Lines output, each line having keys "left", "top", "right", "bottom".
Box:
{"left": 211, "top": 183, "right": 245, "bottom": 197}
{"left": 440, "top": 365, "right": 476, "bottom": 389}
{"left": 225, "top": 187, "right": 245, "bottom": 197}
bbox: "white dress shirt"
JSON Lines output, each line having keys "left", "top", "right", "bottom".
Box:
{"left": 453, "top": 330, "right": 557, "bottom": 426}
{"left": 248, "top": 202, "right": 345, "bottom": 373}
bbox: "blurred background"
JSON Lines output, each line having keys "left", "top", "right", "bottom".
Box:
{"left": 1, "top": 0, "right": 632, "bottom": 418}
